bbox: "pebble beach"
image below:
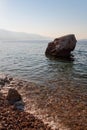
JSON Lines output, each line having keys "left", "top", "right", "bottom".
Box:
{"left": 0, "top": 74, "right": 87, "bottom": 130}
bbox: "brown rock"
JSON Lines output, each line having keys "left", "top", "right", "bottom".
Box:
{"left": 45, "top": 34, "right": 77, "bottom": 58}
{"left": 6, "top": 88, "right": 22, "bottom": 105}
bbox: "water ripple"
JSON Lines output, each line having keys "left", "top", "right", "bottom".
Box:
{"left": 0, "top": 41, "right": 87, "bottom": 87}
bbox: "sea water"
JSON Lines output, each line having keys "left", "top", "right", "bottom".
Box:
{"left": 0, "top": 40, "right": 87, "bottom": 87}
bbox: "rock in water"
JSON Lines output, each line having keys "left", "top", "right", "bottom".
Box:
{"left": 6, "top": 88, "right": 22, "bottom": 105}
{"left": 45, "top": 34, "right": 77, "bottom": 58}
{"left": 14, "top": 101, "right": 25, "bottom": 111}
{"left": 0, "top": 74, "right": 12, "bottom": 87}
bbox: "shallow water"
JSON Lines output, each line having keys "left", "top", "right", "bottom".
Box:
{"left": 0, "top": 40, "right": 87, "bottom": 87}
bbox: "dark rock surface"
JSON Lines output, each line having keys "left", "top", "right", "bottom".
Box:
{"left": 14, "top": 100, "right": 25, "bottom": 111}
{"left": 45, "top": 34, "right": 77, "bottom": 58}
{"left": 6, "top": 88, "right": 22, "bottom": 105}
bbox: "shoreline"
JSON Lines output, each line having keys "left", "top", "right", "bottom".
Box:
{"left": 0, "top": 73, "right": 87, "bottom": 130}
{"left": 0, "top": 92, "right": 52, "bottom": 130}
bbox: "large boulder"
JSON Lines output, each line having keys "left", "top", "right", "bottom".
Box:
{"left": 6, "top": 88, "right": 22, "bottom": 105}
{"left": 45, "top": 34, "right": 77, "bottom": 58}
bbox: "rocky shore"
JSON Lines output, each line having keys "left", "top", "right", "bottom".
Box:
{"left": 0, "top": 74, "right": 52, "bottom": 130}
{"left": 0, "top": 74, "right": 87, "bottom": 130}
{"left": 0, "top": 93, "right": 52, "bottom": 130}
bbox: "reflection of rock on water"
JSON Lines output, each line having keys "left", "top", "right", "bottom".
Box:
{"left": 45, "top": 34, "right": 77, "bottom": 60}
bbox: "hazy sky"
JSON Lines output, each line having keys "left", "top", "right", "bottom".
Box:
{"left": 0, "top": 0, "right": 87, "bottom": 39}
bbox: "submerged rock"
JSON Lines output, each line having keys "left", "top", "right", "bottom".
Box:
{"left": 0, "top": 74, "right": 13, "bottom": 87}
{"left": 14, "top": 100, "right": 25, "bottom": 111}
{"left": 45, "top": 34, "right": 77, "bottom": 59}
{"left": 6, "top": 88, "right": 22, "bottom": 105}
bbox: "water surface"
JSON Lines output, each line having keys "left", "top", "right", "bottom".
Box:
{"left": 0, "top": 40, "right": 87, "bottom": 87}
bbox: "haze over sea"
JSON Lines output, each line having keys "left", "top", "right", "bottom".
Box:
{"left": 0, "top": 40, "right": 87, "bottom": 89}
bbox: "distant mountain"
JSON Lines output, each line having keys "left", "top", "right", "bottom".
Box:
{"left": 0, "top": 29, "right": 51, "bottom": 41}
{"left": 78, "top": 39, "right": 87, "bottom": 43}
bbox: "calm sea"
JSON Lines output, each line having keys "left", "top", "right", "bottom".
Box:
{"left": 0, "top": 40, "right": 87, "bottom": 87}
